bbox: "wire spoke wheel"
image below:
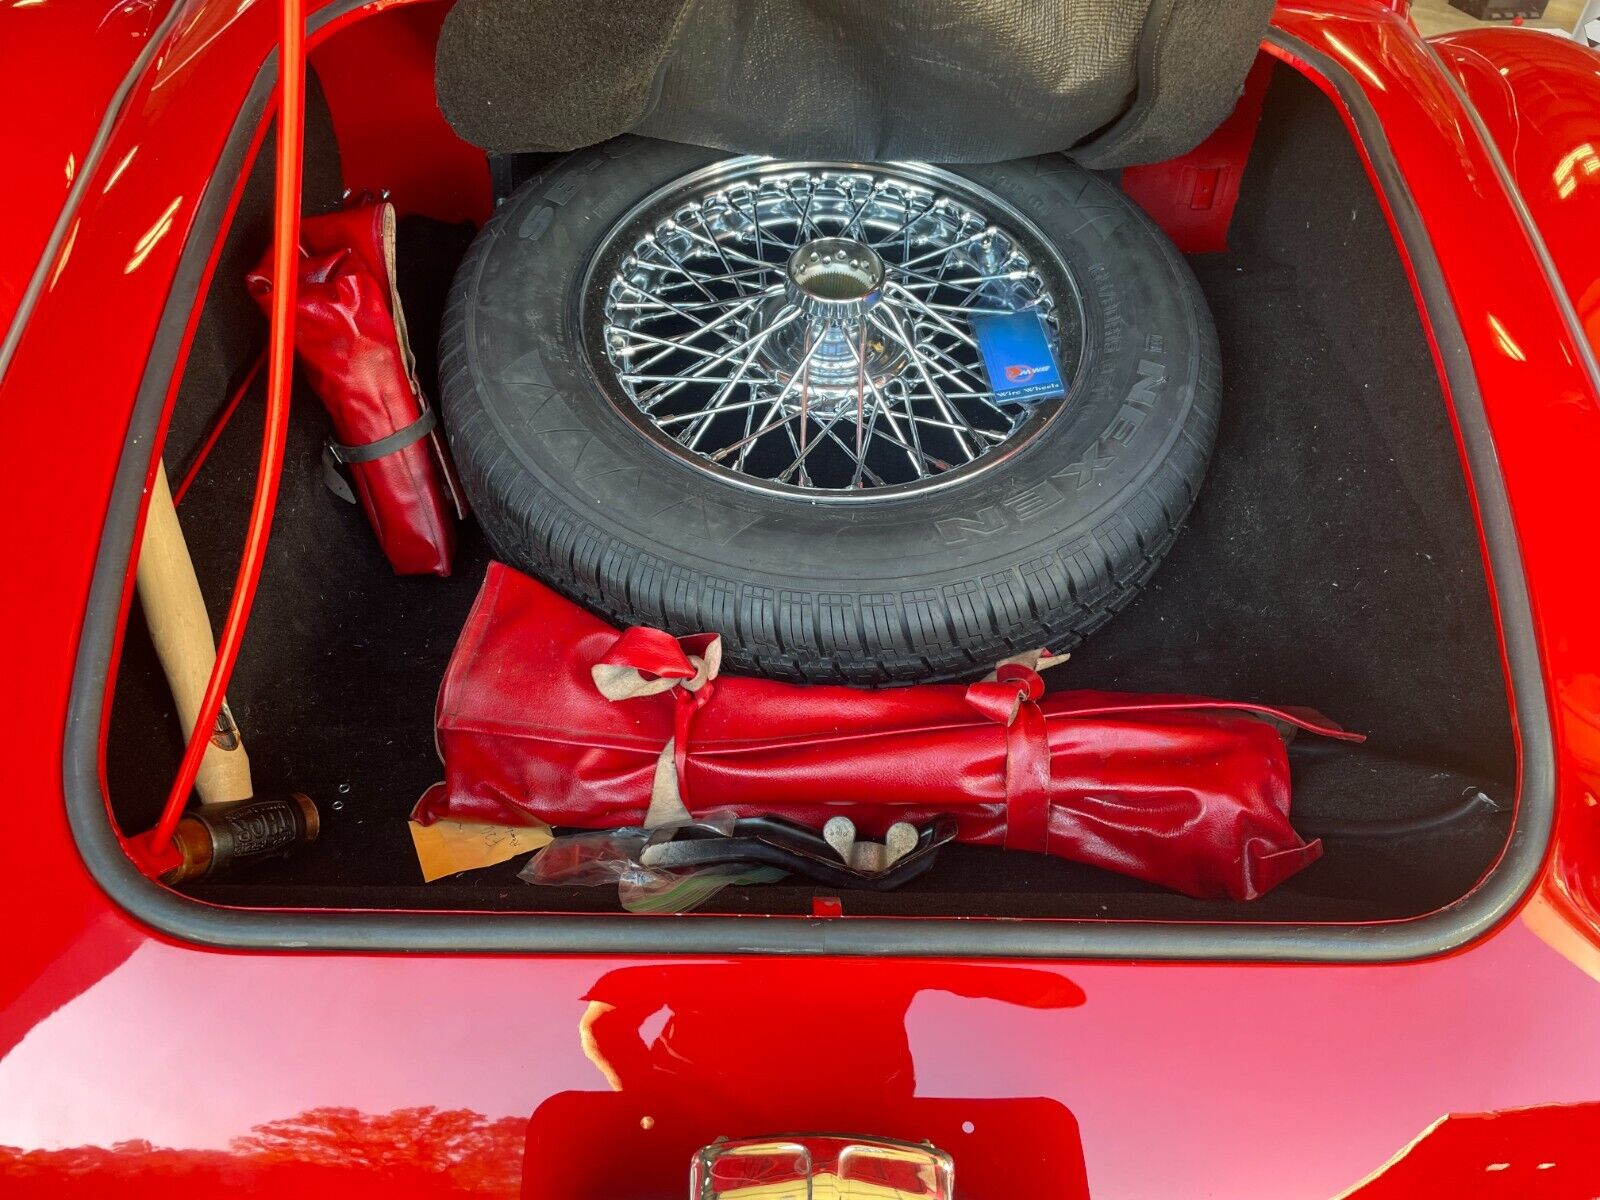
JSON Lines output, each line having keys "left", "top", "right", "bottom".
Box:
{"left": 582, "top": 160, "right": 1086, "bottom": 498}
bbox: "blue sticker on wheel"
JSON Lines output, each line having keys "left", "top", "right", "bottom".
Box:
{"left": 969, "top": 311, "right": 1066, "bottom": 404}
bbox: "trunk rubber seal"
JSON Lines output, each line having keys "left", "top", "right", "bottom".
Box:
{"left": 60, "top": 15, "right": 1556, "bottom": 959}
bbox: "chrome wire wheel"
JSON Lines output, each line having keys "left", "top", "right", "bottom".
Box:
{"left": 581, "top": 160, "right": 1086, "bottom": 498}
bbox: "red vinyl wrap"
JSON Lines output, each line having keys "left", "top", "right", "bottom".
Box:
{"left": 414, "top": 564, "right": 1362, "bottom": 900}
{"left": 247, "top": 202, "right": 457, "bottom": 575}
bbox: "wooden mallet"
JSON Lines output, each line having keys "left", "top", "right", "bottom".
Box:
{"left": 136, "top": 461, "right": 317, "bottom": 882}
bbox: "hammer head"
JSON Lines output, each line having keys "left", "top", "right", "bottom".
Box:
{"left": 162, "top": 793, "right": 319, "bottom": 884}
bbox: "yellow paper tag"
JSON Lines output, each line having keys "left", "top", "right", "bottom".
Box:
{"left": 408, "top": 817, "right": 553, "bottom": 882}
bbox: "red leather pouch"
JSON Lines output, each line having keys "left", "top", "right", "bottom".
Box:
{"left": 248, "top": 201, "right": 466, "bottom": 576}
{"left": 414, "top": 564, "right": 1365, "bottom": 900}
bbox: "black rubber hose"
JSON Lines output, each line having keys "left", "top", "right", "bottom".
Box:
{"left": 1294, "top": 788, "right": 1505, "bottom": 840}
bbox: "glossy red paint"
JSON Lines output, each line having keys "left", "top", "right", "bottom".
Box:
{"left": 1425, "top": 16, "right": 1600, "bottom": 1041}
{"left": 1338, "top": 1102, "right": 1600, "bottom": 1197}
{"left": 1269, "top": 0, "right": 1600, "bottom": 972}
{"left": 1121, "top": 55, "right": 1275, "bottom": 252}
{"left": 308, "top": 1, "right": 492, "bottom": 225}
{"left": 0, "top": 0, "right": 177, "bottom": 333}
{"left": 1431, "top": 28, "right": 1600, "bottom": 357}
{"left": 1, "top": 3, "right": 1599, "bottom": 1198}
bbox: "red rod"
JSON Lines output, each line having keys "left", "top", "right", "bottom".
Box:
{"left": 145, "top": 0, "right": 304, "bottom": 860}
{"left": 173, "top": 349, "right": 267, "bottom": 505}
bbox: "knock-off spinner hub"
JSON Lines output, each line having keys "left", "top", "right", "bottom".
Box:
{"left": 784, "top": 237, "right": 885, "bottom": 320}
{"left": 758, "top": 237, "right": 907, "bottom": 414}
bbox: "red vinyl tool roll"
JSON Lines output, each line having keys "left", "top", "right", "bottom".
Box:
{"left": 415, "top": 565, "right": 1363, "bottom": 900}
{"left": 247, "top": 202, "right": 464, "bottom": 576}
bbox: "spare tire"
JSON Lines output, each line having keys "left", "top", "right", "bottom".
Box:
{"left": 440, "top": 137, "right": 1219, "bottom": 683}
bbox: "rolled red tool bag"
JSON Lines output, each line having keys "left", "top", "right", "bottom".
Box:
{"left": 415, "top": 564, "right": 1364, "bottom": 900}
{"left": 247, "top": 201, "right": 465, "bottom": 576}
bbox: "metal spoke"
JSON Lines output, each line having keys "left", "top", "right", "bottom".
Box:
{"left": 883, "top": 281, "right": 980, "bottom": 347}
{"left": 849, "top": 323, "right": 873, "bottom": 488}
{"left": 630, "top": 307, "right": 793, "bottom": 412}
{"left": 644, "top": 234, "right": 722, "bottom": 303}
{"left": 870, "top": 304, "right": 979, "bottom": 460}
{"left": 791, "top": 181, "right": 822, "bottom": 241}
{"left": 688, "top": 212, "right": 746, "bottom": 290}
{"left": 772, "top": 402, "right": 894, "bottom": 490}
{"left": 680, "top": 314, "right": 794, "bottom": 448}
{"left": 895, "top": 404, "right": 1009, "bottom": 441}
{"left": 775, "top": 411, "right": 847, "bottom": 485}
{"left": 656, "top": 393, "right": 779, "bottom": 425}
{"left": 880, "top": 380, "right": 933, "bottom": 474}
{"left": 728, "top": 188, "right": 780, "bottom": 259}
{"left": 912, "top": 298, "right": 1037, "bottom": 317}
{"left": 946, "top": 268, "right": 1035, "bottom": 312}
{"left": 676, "top": 222, "right": 783, "bottom": 273}
{"left": 887, "top": 264, "right": 1029, "bottom": 291}
{"left": 651, "top": 263, "right": 780, "bottom": 290}
{"left": 853, "top": 357, "right": 932, "bottom": 479}
{"left": 918, "top": 342, "right": 1018, "bottom": 419}
{"left": 915, "top": 339, "right": 996, "bottom": 396}
{"left": 614, "top": 311, "right": 760, "bottom": 364}
{"left": 712, "top": 331, "right": 833, "bottom": 465}
{"left": 895, "top": 227, "right": 991, "bottom": 273}
{"left": 867, "top": 195, "right": 938, "bottom": 252}
{"left": 838, "top": 182, "right": 884, "bottom": 239}
{"left": 621, "top": 373, "right": 772, "bottom": 385}
{"left": 621, "top": 294, "right": 765, "bottom": 376}
{"left": 873, "top": 390, "right": 952, "bottom": 474}
{"left": 615, "top": 280, "right": 749, "bottom": 343}
{"left": 612, "top": 294, "right": 759, "bottom": 315}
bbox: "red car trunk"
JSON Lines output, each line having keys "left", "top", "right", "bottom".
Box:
{"left": 90, "top": 10, "right": 1523, "bottom": 940}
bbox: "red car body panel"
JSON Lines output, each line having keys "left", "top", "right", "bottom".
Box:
{"left": 2, "top": 0, "right": 1599, "bottom": 1195}
{"left": 307, "top": 0, "right": 491, "bottom": 225}
{"left": 1432, "top": 26, "right": 1600, "bottom": 365}
{"left": 0, "top": 0, "right": 178, "bottom": 333}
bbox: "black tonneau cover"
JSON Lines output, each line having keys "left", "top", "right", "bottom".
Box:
{"left": 435, "top": 0, "right": 1274, "bottom": 166}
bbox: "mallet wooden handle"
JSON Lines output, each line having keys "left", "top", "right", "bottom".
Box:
{"left": 136, "top": 461, "right": 253, "bottom": 806}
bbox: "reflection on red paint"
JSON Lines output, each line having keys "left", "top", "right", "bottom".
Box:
{"left": 1335, "top": 1103, "right": 1600, "bottom": 1199}
{"left": 1553, "top": 142, "right": 1600, "bottom": 199}
{"left": 528, "top": 962, "right": 1090, "bottom": 1200}
{"left": 0, "top": 1106, "right": 525, "bottom": 1198}
{"left": 1487, "top": 313, "right": 1526, "bottom": 361}
{"left": 122, "top": 195, "right": 181, "bottom": 274}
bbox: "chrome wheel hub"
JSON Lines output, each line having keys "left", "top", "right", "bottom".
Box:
{"left": 753, "top": 237, "right": 910, "bottom": 418}
{"left": 583, "top": 160, "right": 1084, "bottom": 497}
{"left": 783, "top": 236, "right": 884, "bottom": 319}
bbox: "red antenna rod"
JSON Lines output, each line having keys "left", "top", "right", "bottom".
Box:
{"left": 142, "top": 0, "right": 305, "bottom": 867}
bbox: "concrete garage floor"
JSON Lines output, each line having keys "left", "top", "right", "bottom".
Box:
{"left": 1410, "top": 0, "right": 1583, "bottom": 36}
